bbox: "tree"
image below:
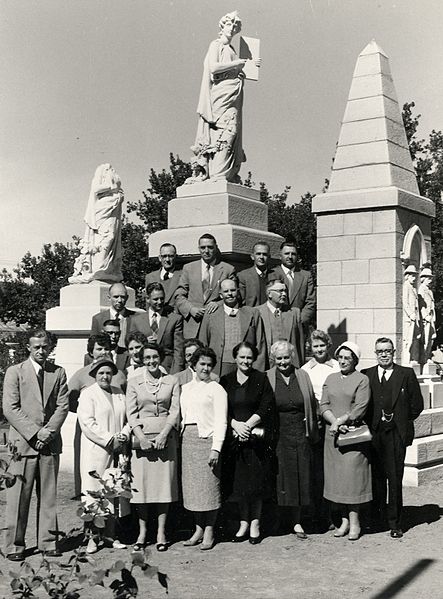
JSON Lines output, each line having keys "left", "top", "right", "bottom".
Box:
{"left": 402, "top": 102, "right": 443, "bottom": 334}
{"left": 121, "top": 220, "right": 151, "bottom": 307}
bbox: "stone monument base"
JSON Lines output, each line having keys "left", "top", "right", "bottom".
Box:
{"left": 149, "top": 181, "right": 283, "bottom": 266}
{"left": 46, "top": 281, "right": 136, "bottom": 473}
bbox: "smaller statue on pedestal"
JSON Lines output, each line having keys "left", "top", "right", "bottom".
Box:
{"left": 418, "top": 265, "right": 436, "bottom": 361}
{"left": 402, "top": 264, "right": 421, "bottom": 365}
{"left": 69, "top": 164, "right": 124, "bottom": 284}
{"left": 187, "top": 11, "right": 261, "bottom": 184}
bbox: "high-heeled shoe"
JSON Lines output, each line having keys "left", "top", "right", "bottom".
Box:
{"left": 348, "top": 528, "right": 361, "bottom": 541}
{"left": 132, "top": 541, "right": 147, "bottom": 552}
{"left": 232, "top": 533, "right": 249, "bottom": 543}
{"left": 200, "top": 539, "right": 215, "bottom": 551}
{"left": 333, "top": 525, "right": 350, "bottom": 538}
{"left": 183, "top": 536, "right": 203, "bottom": 547}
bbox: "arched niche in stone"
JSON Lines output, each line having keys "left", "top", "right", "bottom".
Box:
{"left": 401, "top": 224, "right": 426, "bottom": 366}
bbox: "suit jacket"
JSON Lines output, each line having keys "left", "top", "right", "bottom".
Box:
{"left": 126, "top": 310, "right": 185, "bottom": 374}
{"left": 90, "top": 307, "right": 136, "bottom": 335}
{"left": 3, "top": 358, "right": 69, "bottom": 456}
{"left": 198, "top": 306, "right": 266, "bottom": 375}
{"left": 175, "top": 260, "right": 235, "bottom": 338}
{"left": 238, "top": 266, "right": 275, "bottom": 307}
{"left": 273, "top": 266, "right": 316, "bottom": 324}
{"left": 361, "top": 364, "right": 424, "bottom": 447}
{"left": 145, "top": 269, "right": 182, "bottom": 308}
{"left": 84, "top": 347, "right": 130, "bottom": 371}
{"left": 255, "top": 304, "right": 304, "bottom": 369}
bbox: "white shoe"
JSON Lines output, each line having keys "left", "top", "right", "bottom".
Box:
{"left": 86, "top": 539, "right": 98, "bottom": 554}
{"left": 112, "top": 540, "right": 127, "bottom": 550}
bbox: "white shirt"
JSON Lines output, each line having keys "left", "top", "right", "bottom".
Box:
{"left": 223, "top": 304, "right": 239, "bottom": 316}
{"left": 302, "top": 358, "right": 340, "bottom": 402}
{"left": 281, "top": 264, "right": 295, "bottom": 279}
{"left": 148, "top": 308, "right": 161, "bottom": 327}
{"left": 201, "top": 260, "right": 213, "bottom": 281}
{"left": 30, "top": 357, "right": 43, "bottom": 376}
{"left": 255, "top": 267, "right": 266, "bottom": 277}
{"left": 160, "top": 267, "right": 174, "bottom": 281}
{"left": 266, "top": 301, "right": 278, "bottom": 314}
{"left": 378, "top": 365, "right": 394, "bottom": 382}
{"left": 110, "top": 307, "right": 123, "bottom": 320}
{"left": 180, "top": 376, "right": 228, "bottom": 452}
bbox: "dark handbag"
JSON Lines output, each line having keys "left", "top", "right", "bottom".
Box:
{"left": 337, "top": 424, "right": 372, "bottom": 447}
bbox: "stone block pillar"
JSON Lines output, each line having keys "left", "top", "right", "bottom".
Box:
{"left": 313, "top": 40, "right": 435, "bottom": 369}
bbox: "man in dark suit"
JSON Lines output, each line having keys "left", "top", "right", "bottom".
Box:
{"left": 238, "top": 241, "right": 275, "bottom": 307}
{"left": 362, "top": 337, "right": 424, "bottom": 538}
{"left": 175, "top": 233, "right": 235, "bottom": 338}
{"left": 3, "top": 330, "right": 69, "bottom": 561}
{"left": 255, "top": 278, "right": 304, "bottom": 369}
{"left": 84, "top": 319, "right": 130, "bottom": 371}
{"left": 145, "top": 243, "right": 182, "bottom": 309}
{"left": 126, "top": 282, "right": 184, "bottom": 374}
{"left": 199, "top": 276, "right": 266, "bottom": 376}
{"left": 273, "top": 240, "right": 316, "bottom": 325}
{"left": 90, "top": 283, "right": 136, "bottom": 348}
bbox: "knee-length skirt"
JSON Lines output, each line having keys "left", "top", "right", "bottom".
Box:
{"left": 181, "top": 425, "right": 221, "bottom": 512}
{"left": 130, "top": 430, "right": 178, "bottom": 504}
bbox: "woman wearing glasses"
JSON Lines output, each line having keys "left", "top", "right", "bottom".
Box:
{"left": 320, "top": 342, "right": 371, "bottom": 541}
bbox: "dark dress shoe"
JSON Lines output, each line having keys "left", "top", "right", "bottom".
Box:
{"left": 390, "top": 529, "right": 403, "bottom": 539}
{"left": 44, "top": 549, "right": 62, "bottom": 557}
{"left": 249, "top": 535, "right": 262, "bottom": 545}
{"left": 156, "top": 543, "right": 169, "bottom": 552}
{"left": 232, "top": 533, "right": 249, "bottom": 543}
{"left": 294, "top": 531, "right": 308, "bottom": 540}
{"left": 6, "top": 553, "right": 24, "bottom": 562}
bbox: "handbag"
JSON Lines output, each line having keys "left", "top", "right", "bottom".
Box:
{"left": 337, "top": 424, "right": 372, "bottom": 447}
{"left": 131, "top": 416, "right": 169, "bottom": 450}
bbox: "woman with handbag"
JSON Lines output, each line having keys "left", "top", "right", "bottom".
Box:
{"left": 320, "top": 341, "right": 372, "bottom": 541}
{"left": 77, "top": 358, "right": 131, "bottom": 554}
{"left": 220, "top": 341, "right": 275, "bottom": 544}
{"left": 180, "top": 346, "right": 228, "bottom": 550}
{"left": 126, "top": 342, "right": 180, "bottom": 552}
{"left": 267, "top": 341, "right": 319, "bottom": 539}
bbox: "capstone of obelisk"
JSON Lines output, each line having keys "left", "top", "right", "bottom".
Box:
{"left": 186, "top": 11, "right": 261, "bottom": 184}
{"left": 69, "top": 163, "right": 124, "bottom": 284}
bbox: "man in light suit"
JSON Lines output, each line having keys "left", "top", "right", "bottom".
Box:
{"left": 255, "top": 278, "right": 304, "bottom": 369}
{"left": 199, "top": 276, "right": 266, "bottom": 376}
{"left": 145, "top": 243, "right": 182, "bottom": 309}
{"left": 126, "top": 282, "right": 184, "bottom": 374}
{"left": 175, "top": 233, "right": 235, "bottom": 338}
{"left": 90, "top": 283, "right": 136, "bottom": 348}
{"left": 273, "top": 240, "right": 316, "bottom": 325}
{"left": 362, "top": 337, "right": 423, "bottom": 538}
{"left": 238, "top": 241, "right": 275, "bottom": 307}
{"left": 3, "top": 330, "right": 69, "bottom": 561}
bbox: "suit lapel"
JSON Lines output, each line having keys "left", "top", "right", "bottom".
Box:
{"left": 42, "top": 365, "right": 56, "bottom": 406}
{"left": 25, "top": 359, "right": 42, "bottom": 403}
{"left": 239, "top": 308, "right": 252, "bottom": 339}
{"left": 390, "top": 364, "right": 405, "bottom": 408}
{"left": 208, "top": 264, "right": 222, "bottom": 303}
{"left": 260, "top": 306, "right": 272, "bottom": 353}
{"left": 156, "top": 312, "right": 168, "bottom": 343}
{"left": 291, "top": 270, "right": 303, "bottom": 303}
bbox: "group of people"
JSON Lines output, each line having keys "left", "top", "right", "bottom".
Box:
{"left": 2, "top": 234, "right": 424, "bottom": 562}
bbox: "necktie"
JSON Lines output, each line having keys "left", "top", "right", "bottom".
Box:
{"left": 274, "top": 308, "right": 281, "bottom": 318}
{"left": 286, "top": 271, "right": 294, "bottom": 295}
{"left": 202, "top": 264, "right": 211, "bottom": 302}
{"left": 118, "top": 313, "right": 126, "bottom": 348}
{"left": 151, "top": 312, "right": 159, "bottom": 334}
{"left": 163, "top": 271, "right": 170, "bottom": 281}
{"left": 381, "top": 370, "right": 386, "bottom": 385}
{"left": 37, "top": 368, "right": 44, "bottom": 398}
{"left": 229, "top": 309, "right": 237, "bottom": 317}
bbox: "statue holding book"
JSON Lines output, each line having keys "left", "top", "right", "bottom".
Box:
{"left": 187, "top": 11, "right": 261, "bottom": 184}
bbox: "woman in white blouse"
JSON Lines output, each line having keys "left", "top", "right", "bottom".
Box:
{"left": 180, "top": 346, "right": 228, "bottom": 550}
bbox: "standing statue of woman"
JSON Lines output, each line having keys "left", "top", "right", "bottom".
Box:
{"left": 69, "top": 164, "right": 124, "bottom": 283}
{"left": 418, "top": 266, "right": 436, "bottom": 361}
{"left": 188, "top": 11, "right": 260, "bottom": 184}
{"left": 402, "top": 264, "right": 421, "bottom": 364}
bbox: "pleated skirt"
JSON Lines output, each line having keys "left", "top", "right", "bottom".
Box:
{"left": 181, "top": 425, "right": 221, "bottom": 512}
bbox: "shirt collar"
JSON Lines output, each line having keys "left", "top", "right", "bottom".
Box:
{"left": 30, "top": 357, "right": 43, "bottom": 374}
{"left": 160, "top": 267, "right": 174, "bottom": 278}
{"left": 267, "top": 301, "right": 277, "bottom": 314}
{"left": 148, "top": 307, "right": 160, "bottom": 319}
{"left": 224, "top": 304, "right": 239, "bottom": 316}
{"left": 281, "top": 264, "right": 294, "bottom": 277}
{"left": 306, "top": 357, "right": 336, "bottom": 369}
{"left": 255, "top": 266, "right": 266, "bottom": 276}
{"left": 201, "top": 259, "right": 214, "bottom": 274}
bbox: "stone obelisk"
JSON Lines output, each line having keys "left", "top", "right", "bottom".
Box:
{"left": 313, "top": 40, "right": 435, "bottom": 369}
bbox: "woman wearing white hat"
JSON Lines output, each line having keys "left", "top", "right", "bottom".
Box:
{"left": 320, "top": 341, "right": 372, "bottom": 541}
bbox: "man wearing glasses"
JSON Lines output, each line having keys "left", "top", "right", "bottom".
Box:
{"left": 362, "top": 338, "right": 423, "bottom": 539}
{"left": 255, "top": 278, "right": 304, "bottom": 368}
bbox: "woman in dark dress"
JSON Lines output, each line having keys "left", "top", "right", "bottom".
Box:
{"left": 220, "top": 341, "right": 275, "bottom": 544}
{"left": 266, "top": 341, "right": 319, "bottom": 538}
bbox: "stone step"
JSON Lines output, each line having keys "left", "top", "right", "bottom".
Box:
{"left": 403, "top": 463, "right": 443, "bottom": 487}
{"left": 405, "top": 433, "right": 443, "bottom": 467}
{"left": 414, "top": 408, "right": 443, "bottom": 438}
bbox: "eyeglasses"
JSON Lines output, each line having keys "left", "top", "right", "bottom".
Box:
{"left": 375, "top": 349, "right": 394, "bottom": 355}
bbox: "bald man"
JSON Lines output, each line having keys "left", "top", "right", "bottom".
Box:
{"left": 90, "top": 283, "right": 136, "bottom": 348}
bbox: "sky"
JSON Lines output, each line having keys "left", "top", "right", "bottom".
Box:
{"left": 1, "top": 0, "right": 442, "bottom": 270}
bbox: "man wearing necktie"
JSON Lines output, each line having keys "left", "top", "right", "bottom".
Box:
{"left": 90, "top": 283, "right": 135, "bottom": 349}
{"left": 273, "top": 241, "right": 316, "bottom": 326}
{"left": 238, "top": 241, "right": 276, "bottom": 307}
{"left": 126, "top": 282, "right": 184, "bottom": 374}
{"left": 198, "top": 276, "right": 266, "bottom": 376}
{"left": 255, "top": 279, "right": 304, "bottom": 369}
{"left": 175, "top": 233, "right": 235, "bottom": 338}
{"left": 3, "top": 330, "right": 69, "bottom": 561}
{"left": 362, "top": 338, "right": 423, "bottom": 538}
{"left": 145, "top": 243, "right": 182, "bottom": 309}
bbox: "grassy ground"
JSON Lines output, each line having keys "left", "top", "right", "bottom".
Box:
{"left": 1, "top": 471, "right": 442, "bottom": 598}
